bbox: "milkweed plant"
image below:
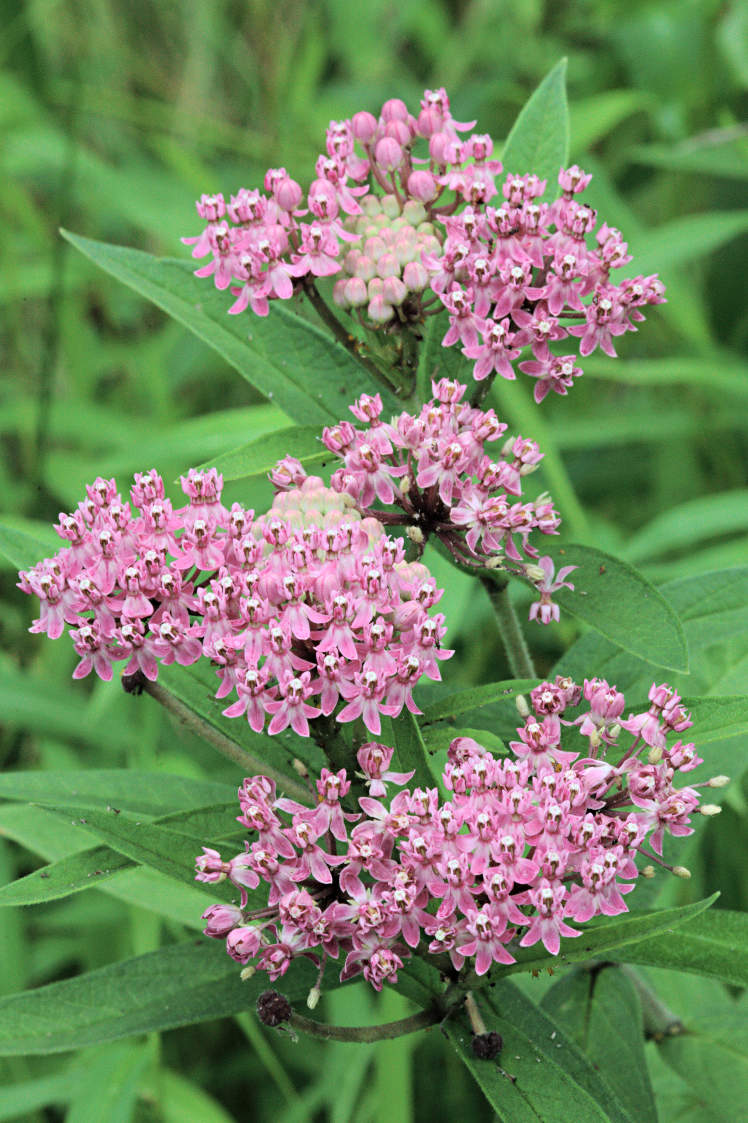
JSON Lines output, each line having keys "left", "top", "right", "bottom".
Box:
{"left": 7, "top": 62, "right": 745, "bottom": 1118}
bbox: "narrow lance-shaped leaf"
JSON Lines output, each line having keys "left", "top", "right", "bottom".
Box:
{"left": 551, "top": 543, "right": 689, "bottom": 672}
{"left": 501, "top": 58, "right": 570, "bottom": 199}
{"left": 420, "top": 679, "right": 539, "bottom": 726}
{"left": 494, "top": 894, "right": 718, "bottom": 979}
{"left": 61, "top": 232, "right": 399, "bottom": 424}
{"left": 0, "top": 800, "right": 244, "bottom": 909}
{"left": 393, "top": 711, "right": 436, "bottom": 790}
{"left": 41, "top": 806, "right": 239, "bottom": 902}
{"left": 0, "top": 521, "right": 61, "bottom": 570}
{"left": 201, "top": 424, "right": 328, "bottom": 482}
{"left": 614, "top": 908, "right": 748, "bottom": 988}
{"left": 541, "top": 968, "right": 657, "bottom": 1123}
{"left": 0, "top": 940, "right": 323, "bottom": 1055}
{"left": 0, "top": 769, "right": 234, "bottom": 816}
{"left": 446, "top": 981, "right": 635, "bottom": 1123}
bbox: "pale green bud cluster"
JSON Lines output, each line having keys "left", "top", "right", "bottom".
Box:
{"left": 333, "top": 193, "right": 443, "bottom": 324}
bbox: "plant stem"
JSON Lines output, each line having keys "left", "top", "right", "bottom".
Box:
{"left": 303, "top": 282, "right": 400, "bottom": 394}
{"left": 288, "top": 1006, "right": 441, "bottom": 1043}
{"left": 479, "top": 572, "right": 536, "bottom": 678}
{"left": 139, "top": 678, "right": 312, "bottom": 804}
{"left": 470, "top": 370, "right": 497, "bottom": 408}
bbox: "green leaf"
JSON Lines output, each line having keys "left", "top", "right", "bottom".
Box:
{"left": 65, "top": 1042, "right": 149, "bottom": 1123}
{"left": 61, "top": 232, "right": 399, "bottom": 424}
{"left": 630, "top": 209, "right": 748, "bottom": 277}
{"left": 666, "top": 567, "right": 748, "bottom": 649}
{"left": 446, "top": 980, "right": 635, "bottom": 1122}
{"left": 203, "top": 424, "right": 327, "bottom": 481}
{"left": 156, "top": 660, "right": 325, "bottom": 780}
{"left": 420, "top": 679, "right": 538, "bottom": 725}
{"left": 0, "top": 939, "right": 320, "bottom": 1054}
{"left": 42, "top": 806, "right": 233, "bottom": 899}
{"left": 0, "top": 769, "right": 234, "bottom": 817}
{"left": 542, "top": 968, "right": 657, "bottom": 1123}
{"left": 659, "top": 1010, "right": 748, "bottom": 1122}
{"left": 582, "top": 354, "right": 748, "bottom": 398}
{"left": 631, "top": 139, "right": 748, "bottom": 181}
{"left": 552, "top": 544, "right": 689, "bottom": 672}
{"left": 623, "top": 491, "right": 748, "bottom": 564}
{"left": 392, "top": 711, "right": 436, "bottom": 790}
{"left": 0, "top": 520, "right": 60, "bottom": 570}
{"left": 618, "top": 909, "right": 748, "bottom": 987}
{"left": 501, "top": 58, "right": 569, "bottom": 198}
{"left": 497, "top": 895, "right": 718, "bottom": 978}
{"left": 151, "top": 1068, "right": 237, "bottom": 1123}
{"left": 0, "top": 845, "right": 133, "bottom": 907}
{"left": 415, "top": 311, "right": 471, "bottom": 400}
{"left": 0, "top": 1072, "right": 77, "bottom": 1121}
{"left": 0, "top": 799, "right": 243, "bottom": 909}
{"left": 569, "top": 90, "right": 651, "bottom": 153}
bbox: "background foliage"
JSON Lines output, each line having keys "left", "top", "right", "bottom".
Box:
{"left": 1, "top": 0, "right": 746, "bottom": 1119}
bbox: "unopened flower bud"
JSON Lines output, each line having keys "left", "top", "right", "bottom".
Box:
{"left": 381, "top": 194, "right": 401, "bottom": 220}
{"left": 385, "top": 118, "right": 412, "bottom": 146}
{"left": 406, "top": 526, "right": 425, "bottom": 545}
{"left": 429, "top": 131, "right": 453, "bottom": 165}
{"left": 708, "top": 775, "right": 730, "bottom": 788}
{"left": 292, "top": 758, "right": 309, "bottom": 777}
{"left": 352, "top": 111, "right": 378, "bottom": 144}
{"left": 523, "top": 564, "right": 546, "bottom": 583}
{"left": 516, "top": 694, "right": 529, "bottom": 718}
{"left": 381, "top": 97, "right": 409, "bottom": 123}
{"left": 672, "top": 866, "right": 691, "bottom": 879}
{"left": 332, "top": 279, "right": 350, "bottom": 308}
{"left": 647, "top": 745, "right": 663, "bottom": 764}
{"left": 641, "top": 865, "right": 656, "bottom": 879}
{"left": 361, "top": 193, "right": 382, "bottom": 216}
{"left": 407, "top": 170, "right": 438, "bottom": 203}
{"left": 699, "top": 804, "right": 722, "bottom": 816}
{"left": 344, "top": 277, "right": 368, "bottom": 306}
{"left": 382, "top": 276, "right": 407, "bottom": 306}
{"left": 274, "top": 176, "right": 303, "bottom": 212}
{"left": 377, "top": 251, "right": 400, "bottom": 279}
{"left": 374, "top": 137, "right": 403, "bottom": 172}
{"left": 240, "top": 965, "right": 256, "bottom": 981}
{"left": 403, "top": 261, "right": 429, "bottom": 292}
{"left": 257, "top": 990, "right": 292, "bottom": 1027}
{"left": 399, "top": 477, "right": 411, "bottom": 495}
{"left": 607, "top": 724, "right": 621, "bottom": 741}
{"left": 354, "top": 254, "right": 376, "bottom": 281}
{"left": 368, "top": 294, "right": 394, "bottom": 323}
{"left": 307, "top": 986, "right": 321, "bottom": 1010}
{"left": 402, "top": 199, "right": 428, "bottom": 225}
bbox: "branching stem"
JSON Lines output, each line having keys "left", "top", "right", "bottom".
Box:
{"left": 287, "top": 1005, "right": 441, "bottom": 1043}
{"left": 138, "top": 678, "right": 312, "bottom": 804}
{"left": 302, "top": 282, "right": 400, "bottom": 394}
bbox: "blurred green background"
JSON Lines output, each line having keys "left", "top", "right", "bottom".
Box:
{"left": 1, "top": 1, "right": 746, "bottom": 1120}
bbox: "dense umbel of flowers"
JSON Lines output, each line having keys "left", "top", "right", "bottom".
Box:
{"left": 183, "top": 87, "right": 665, "bottom": 401}
{"left": 197, "top": 677, "right": 722, "bottom": 992}
{"left": 17, "top": 468, "right": 453, "bottom": 737}
{"left": 320, "top": 381, "right": 572, "bottom": 619}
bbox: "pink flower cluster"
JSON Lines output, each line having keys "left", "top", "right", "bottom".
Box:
{"left": 318, "top": 382, "right": 570, "bottom": 620}
{"left": 183, "top": 87, "right": 665, "bottom": 402}
{"left": 197, "top": 675, "right": 717, "bottom": 992}
{"left": 18, "top": 467, "right": 452, "bottom": 737}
